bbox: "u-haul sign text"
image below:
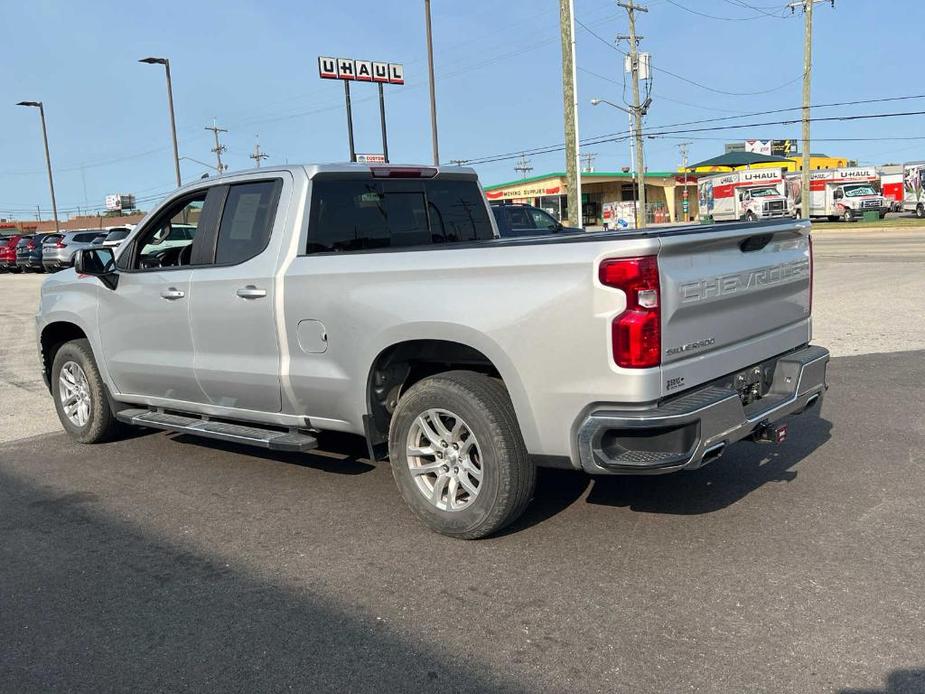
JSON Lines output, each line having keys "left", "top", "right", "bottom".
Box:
{"left": 318, "top": 56, "right": 404, "bottom": 85}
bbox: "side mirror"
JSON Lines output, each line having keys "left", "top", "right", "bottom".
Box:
{"left": 74, "top": 248, "right": 118, "bottom": 290}
{"left": 554, "top": 221, "right": 564, "bottom": 232}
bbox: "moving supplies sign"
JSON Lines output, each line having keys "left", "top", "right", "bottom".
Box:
{"left": 318, "top": 57, "right": 404, "bottom": 84}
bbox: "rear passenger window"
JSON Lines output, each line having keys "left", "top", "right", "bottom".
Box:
{"left": 74, "top": 232, "right": 102, "bottom": 243}
{"left": 506, "top": 208, "right": 532, "bottom": 230}
{"left": 215, "top": 181, "right": 281, "bottom": 265}
{"left": 306, "top": 177, "right": 493, "bottom": 254}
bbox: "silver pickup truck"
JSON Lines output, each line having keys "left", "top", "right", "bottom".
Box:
{"left": 36, "top": 164, "right": 828, "bottom": 538}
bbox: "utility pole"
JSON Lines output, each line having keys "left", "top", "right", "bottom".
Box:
{"left": 250, "top": 136, "right": 269, "bottom": 168}
{"left": 678, "top": 142, "right": 692, "bottom": 222}
{"left": 559, "top": 0, "right": 583, "bottom": 228}
{"left": 581, "top": 152, "right": 597, "bottom": 173}
{"left": 789, "top": 0, "right": 834, "bottom": 216}
{"left": 205, "top": 119, "right": 228, "bottom": 174}
{"left": 514, "top": 153, "right": 533, "bottom": 180}
{"left": 618, "top": 0, "right": 648, "bottom": 228}
{"left": 424, "top": 0, "right": 440, "bottom": 165}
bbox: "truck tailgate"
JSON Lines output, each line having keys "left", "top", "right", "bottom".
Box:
{"left": 656, "top": 221, "right": 812, "bottom": 397}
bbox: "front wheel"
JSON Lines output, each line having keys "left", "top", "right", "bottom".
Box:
{"left": 388, "top": 371, "right": 535, "bottom": 539}
{"left": 744, "top": 211, "right": 756, "bottom": 222}
{"left": 842, "top": 208, "right": 853, "bottom": 222}
{"left": 917, "top": 204, "right": 925, "bottom": 219}
{"left": 51, "top": 338, "right": 123, "bottom": 443}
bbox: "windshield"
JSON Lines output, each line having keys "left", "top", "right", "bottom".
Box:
{"left": 746, "top": 187, "right": 780, "bottom": 198}
{"left": 843, "top": 184, "right": 876, "bottom": 197}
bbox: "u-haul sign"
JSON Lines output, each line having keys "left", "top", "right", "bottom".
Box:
{"left": 318, "top": 57, "right": 404, "bottom": 85}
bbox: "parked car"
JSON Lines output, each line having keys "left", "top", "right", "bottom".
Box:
{"left": 0, "top": 234, "right": 23, "bottom": 272}
{"left": 490, "top": 203, "right": 583, "bottom": 237}
{"left": 101, "top": 227, "right": 131, "bottom": 248}
{"left": 37, "top": 164, "right": 828, "bottom": 539}
{"left": 42, "top": 230, "right": 109, "bottom": 272}
{"left": 15, "top": 234, "right": 45, "bottom": 272}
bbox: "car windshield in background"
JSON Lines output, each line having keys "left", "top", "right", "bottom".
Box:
{"left": 307, "top": 178, "right": 493, "bottom": 253}
{"left": 748, "top": 187, "right": 779, "bottom": 197}
{"left": 844, "top": 185, "right": 876, "bottom": 197}
{"left": 73, "top": 232, "right": 103, "bottom": 243}
{"left": 105, "top": 229, "right": 130, "bottom": 242}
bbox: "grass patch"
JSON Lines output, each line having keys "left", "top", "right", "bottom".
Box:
{"left": 812, "top": 215, "right": 925, "bottom": 231}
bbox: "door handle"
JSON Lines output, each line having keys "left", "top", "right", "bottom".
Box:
{"left": 160, "top": 287, "right": 185, "bottom": 300}
{"left": 236, "top": 285, "right": 267, "bottom": 299}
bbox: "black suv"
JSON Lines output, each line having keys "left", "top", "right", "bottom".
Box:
{"left": 490, "top": 203, "right": 583, "bottom": 238}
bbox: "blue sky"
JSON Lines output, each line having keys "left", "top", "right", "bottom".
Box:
{"left": 2, "top": 0, "right": 924, "bottom": 219}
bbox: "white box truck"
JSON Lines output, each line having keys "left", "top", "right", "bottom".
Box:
{"left": 902, "top": 162, "right": 925, "bottom": 218}
{"left": 786, "top": 167, "right": 887, "bottom": 221}
{"left": 697, "top": 168, "right": 793, "bottom": 222}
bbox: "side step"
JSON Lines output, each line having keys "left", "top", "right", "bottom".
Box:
{"left": 116, "top": 408, "right": 318, "bottom": 452}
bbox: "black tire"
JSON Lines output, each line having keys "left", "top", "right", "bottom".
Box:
{"left": 51, "top": 338, "right": 123, "bottom": 443}
{"left": 842, "top": 208, "right": 853, "bottom": 222}
{"left": 917, "top": 204, "right": 925, "bottom": 219}
{"left": 745, "top": 211, "right": 756, "bottom": 222}
{"left": 388, "top": 370, "right": 535, "bottom": 539}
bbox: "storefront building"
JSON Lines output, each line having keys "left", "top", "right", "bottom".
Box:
{"left": 482, "top": 171, "right": 699, "bottom": 226}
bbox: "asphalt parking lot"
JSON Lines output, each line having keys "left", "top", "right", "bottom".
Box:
{"left": 1, "top": 228, "right": 924, "bottom": 693}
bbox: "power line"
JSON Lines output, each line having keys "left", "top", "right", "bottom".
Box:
{"left": 576, "top": 16, "right": 806, "bottom": 96}
{"left": 723, "top": 0, "right": 790, "bottom": 17}
{"left": 457, "top": 93, "right": 925, "bottom": 165}
{"left": 460, "top": 108, "right": 925, "bottom": 166}
{"left": 663, "top": 0, "right": 782, "bottom": 21}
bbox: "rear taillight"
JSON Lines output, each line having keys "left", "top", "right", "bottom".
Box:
{"left": 599, "top": 256, "right": 661, "bottom": 369}
{"left": 26, "top": 242, "right": 35, "bottom": 250}
{"left": 56, "top": 240, "right": 66, "bottom": 248}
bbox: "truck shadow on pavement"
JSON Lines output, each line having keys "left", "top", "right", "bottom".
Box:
{"left": 166, "top": 409, "right": 832, "bottom": 532}
{"left": 168, "top": 430, "right": 377, "bottom": 475}
{"left": 840, "top": 668, "right": 925, "bottom": 694}
{"left": 505, "top": 410, "right": 833, "bottom": 532}
{"left": 0, "top": 468, "right": 525, "bottom": 693}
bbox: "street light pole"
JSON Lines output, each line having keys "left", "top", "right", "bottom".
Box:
{"left": 424, "top": 0, "right": 439, "bottom": 165}
{"left": 139, "top": 57, "right": 182, "bottom": 188}
{"left": 591, "top": 98, "right": 639, "bottom": 227}
{"left": 17, "top": 101, "right": 59, "bottom": 233}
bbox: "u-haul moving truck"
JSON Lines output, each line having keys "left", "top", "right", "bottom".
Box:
{"left": 880, "top": 165, "right": 904, "bottom": 212}
{"left": 902, "top": 162, "right": 925, "bottom": 217}
{"left": 786, "top": 167, "right": 886, "bottom": 221}
{"left": 697, "top": 168, "right": 792, "bottom": 222}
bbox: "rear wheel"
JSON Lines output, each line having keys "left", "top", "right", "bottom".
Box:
{"left": 388, "top": 371, "right": 535, "bottom": 539}
{"left": 51, "top": 338, "right": 123, "bottom": 443}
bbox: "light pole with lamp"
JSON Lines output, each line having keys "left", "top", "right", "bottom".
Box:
{"left": 16, "top": 101, "right": 59, "bottom": 234}
{"left": 139, "top": 56, "right": 182, "bottom": 188}
{"left": 590, "top": 97, "right": 644, "bottom": 228}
